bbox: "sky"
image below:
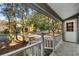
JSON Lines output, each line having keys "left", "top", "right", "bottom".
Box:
{"left": 0, "top": 4, "right": 33, "bottom": 21}
{"left": 28, "top": 8, "right": 33, "bottom": 15}
{"left": 0, "top": 14, "right": 6, "bottom": 20}
{"left": 0, "top": 4, "right": 6, "bottom": 20}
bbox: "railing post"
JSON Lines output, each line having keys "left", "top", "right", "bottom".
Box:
{"left": 41, "top": 33, "right": 44, "bottom": 56}
{"left": 41, "top": 42, "right": 44, "bottom": 56}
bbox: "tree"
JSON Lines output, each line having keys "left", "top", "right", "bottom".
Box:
{"left": 0, "top": 3, "right": 20, "bottom": 43}
{"left": 0, "top": 3, "right": 14, "bottom": 43}
{"left": 52, "top": 19, "right": 62, "bottom": 34}
{"left": 16, "top": 3, "right": 28, "bottom": 43}
{"left": 26, "top": 11, "right": 48, "bottom": 31}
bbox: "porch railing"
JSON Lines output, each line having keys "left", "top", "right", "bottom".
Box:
{"left": 1, "top": 34, "right": 62, "bottom": 56}
{"left": 42, "top": 34, "right": 62, "bottom": 56}
{"left": 1, "top": 40, "right": 43, "bottom": 56}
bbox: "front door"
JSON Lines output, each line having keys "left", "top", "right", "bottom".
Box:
{"left": 64, "top": 19, "right": 77, "bottom": 43}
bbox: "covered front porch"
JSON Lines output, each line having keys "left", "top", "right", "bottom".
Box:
{"left": 0, "top": 3, "right": 79, "bottom": 56}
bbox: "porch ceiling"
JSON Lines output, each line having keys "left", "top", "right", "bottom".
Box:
{"left": 47, "top": 3, "right": 79, "bottom": 20}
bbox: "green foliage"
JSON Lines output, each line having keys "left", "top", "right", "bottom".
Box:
{"left": 0, "top": 3, "right": 62, "bottom": 36}
{"left": 26, "top": 11, "right": 50, "bottom": 31}
{"left": 0, "top": 29, "right": 9, "bottom": 34}
{"left": 53, "top": 20, "right": 61, "bottom": 30}
{"left": 3, "top": 29, "right": 9, "bottom": 34}
{"left": 16, "top": 27, "right": 22, "bottom": 34}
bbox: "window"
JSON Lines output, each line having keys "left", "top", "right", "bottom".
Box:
{"left": 66, "top": 22, "right": 74, "bottom": 31}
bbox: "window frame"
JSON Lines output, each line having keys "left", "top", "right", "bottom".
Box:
{"left": 66, "top": 22, "right": 74, "bottom": 32}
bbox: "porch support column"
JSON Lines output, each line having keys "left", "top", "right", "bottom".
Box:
{"left": 62, "top": 21, "right": 65, "bottom": 41}
{"left": 77, "top": 15, "right": 79, "bottom": 44}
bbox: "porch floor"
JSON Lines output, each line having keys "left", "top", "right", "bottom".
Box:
{"left": 50, "top": 42, "right": 79, "bottom": 56}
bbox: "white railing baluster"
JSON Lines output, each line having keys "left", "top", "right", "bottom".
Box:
{"left": 23, "top": 50, "right": 26, "bottom": 56}
{"left": 37, "top": 45, "right": 39, "bottom": 56}
{"left": 38, "top": 44, "right": 40, "bottom": 56}
{"left": 41, "top": 42, "right": 44, "bottom": 56}
{"left": 32, "top": 46, "right": 34, "bottom": 56}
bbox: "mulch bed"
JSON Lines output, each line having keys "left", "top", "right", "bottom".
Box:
{"left": 0, "top": 42, "right": 28, "bottom": 55}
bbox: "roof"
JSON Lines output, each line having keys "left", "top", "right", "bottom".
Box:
{"left": 26, "top": 3, "right": 79, "bottom": 21}
{"left": 47, "top": 3, "right": 79, "bottom": 20}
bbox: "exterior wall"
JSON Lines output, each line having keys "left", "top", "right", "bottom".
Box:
{"left": 64, "top": 19, "right": 77, "bottom": 43}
